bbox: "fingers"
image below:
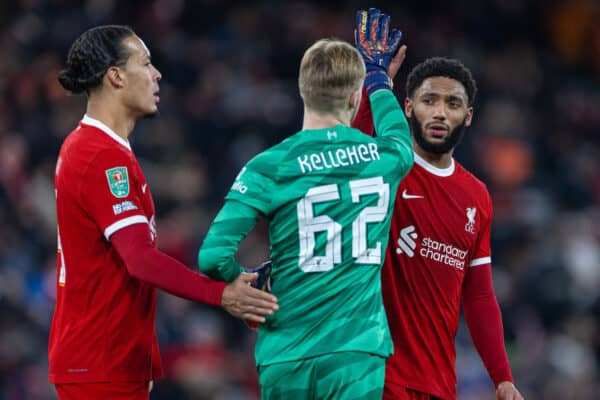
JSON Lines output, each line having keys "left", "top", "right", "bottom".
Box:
{"left": 388, "top": 29, "right": 403, "bottom": 53}
{"left": 356, "top": 11, "right": 367, "bottom": 47}
{"left": 244, "top": 285, "right": 278, "bottom": 308}
{"left": 368, "top": 8, "right": 380, "bottom": 47}
{"left": 377, "top": 14, "right": 390, "bottom": 53}
{"left": 387, "top": 45, "right": 407, "bottom": 80}
{"left": 238, "top": 271, "right": 259, "bottom": 284}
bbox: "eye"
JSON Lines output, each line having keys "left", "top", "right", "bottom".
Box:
{"left": 422, "top": 98, "right": 434, "bottom": 105}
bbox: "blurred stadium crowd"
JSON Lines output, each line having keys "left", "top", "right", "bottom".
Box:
{"left": 0, "top": 0, "right": 599, "bottom": 399}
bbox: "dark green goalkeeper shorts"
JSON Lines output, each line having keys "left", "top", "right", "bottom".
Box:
{"left": 258, "top": 351, "right": 386, "bottom": 400}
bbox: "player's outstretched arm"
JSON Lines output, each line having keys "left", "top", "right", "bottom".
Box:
{"left": 111, "top": 223, "right": 278, "bottom": 322}
{"left": 463, "top": 264, "right": 523, "bottom": 398}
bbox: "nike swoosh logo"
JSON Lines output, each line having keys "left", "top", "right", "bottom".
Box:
{"left": 402, "top": 189, "right": 424, "bottom": 199}
{"left": 142, "top": 184, "right": 147, "bottom": 194}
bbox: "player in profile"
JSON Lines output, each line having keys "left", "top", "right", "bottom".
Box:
{"left": 353, "top": 53, "right": 525, "bottom": 399}
{"left": 49, "top": 25, "right": 278, "bottom": 400}
{"left": 198, "top": 9, "right": 413, "bottom": 400}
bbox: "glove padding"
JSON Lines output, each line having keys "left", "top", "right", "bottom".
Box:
{"left": 244, "top": 260, "right": 273, "bottom": 331}
{"left": 355, "top": 8, "right": 402, "bottom": 95}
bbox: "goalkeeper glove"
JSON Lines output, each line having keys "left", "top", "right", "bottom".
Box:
{"left": 355, "top": 8, "right": 402, "bottom": 96}
{"left": 245, "top": 260, "right": 273, "bottom": 331}
{"left": 250, "top": 260, "right": 272, "bottom": 292}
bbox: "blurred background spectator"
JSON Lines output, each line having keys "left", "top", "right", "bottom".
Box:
{"left": 0, "top": 0, "right": 599, "bottom": 399}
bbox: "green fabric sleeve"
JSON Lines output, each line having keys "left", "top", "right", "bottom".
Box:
{"left": 369, "top": 89, "right": 413, "bottom": 173}
{"left": 197, "top": 200, "right": 261, "bottom": 282}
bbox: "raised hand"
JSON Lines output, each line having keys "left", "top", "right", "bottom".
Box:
{"left": 355, "top": 8, "right": 405, "bottom": 95}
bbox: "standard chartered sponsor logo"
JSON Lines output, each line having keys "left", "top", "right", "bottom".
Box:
{"left": 395, "top": 225, "right": 468, "bottom": 270}
{"left": 396, "top": 226, "right": 418, "bottom": 257}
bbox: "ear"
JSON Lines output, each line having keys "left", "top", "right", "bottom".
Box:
{"left": 349, "top": 89, "right": 361, "bottom": 110}
{"left": 465, "top": 106, "right": 474, "bottom": 127}
{"left": 105, "top": 66, "right": 125, "bottom": 89}
{"left": 404, "top": 97, "right": 413, "bottom": 118}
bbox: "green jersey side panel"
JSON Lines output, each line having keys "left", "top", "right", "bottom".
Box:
{"left": 225, "top": 91, "right": 413, "bottom": 366}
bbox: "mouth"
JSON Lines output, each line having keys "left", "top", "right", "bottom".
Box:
{"left": 153, "top": 91, "right": 160, "bottom": 103}
{"left": 425, "top": 123, "right": 449, "bottom": 139}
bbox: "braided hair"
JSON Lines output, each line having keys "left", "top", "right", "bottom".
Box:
{"left": 58, "top": 25, "right": 135, "bottom": 94}
{"left": 406, "top": 57, "right": 477, "bottom": 106}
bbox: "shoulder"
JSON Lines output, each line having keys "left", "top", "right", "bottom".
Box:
{"left": 454, "top": 162, "right": 489, "bottom": 194}
{"left": 454, "top": 161, "right": 492, "bottom": 209}
{"left": 245, "top": 137, "right": 296, "bottom": 173}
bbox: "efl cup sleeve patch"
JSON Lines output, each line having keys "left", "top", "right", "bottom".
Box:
{"left": 105, "top": 166, "right": 130, "bottom": 198}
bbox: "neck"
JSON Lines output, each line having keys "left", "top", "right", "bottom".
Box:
{"left": 86, "top": 93, "right": 136, "bottom": 140}
{"left": 412, "top": 142, "right": 454, "bottom": 169}
{"left": 302, "top": 107, "right": 350, "bottom": 130}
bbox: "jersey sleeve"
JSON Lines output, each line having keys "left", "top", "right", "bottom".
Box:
{"left": 224, "top": 154, "right": 278, "bottom": 216}
{"left": 370, "top": 90, "right": 414, "bottom": 179}
{"left": 198, "top": 200, "right": 261, "bottom": 282}
{"left": 80, "top": 148, "right": 148, "bottom": 240}
{"left": 469, "top": 189, "right": 493, "bottom": 267}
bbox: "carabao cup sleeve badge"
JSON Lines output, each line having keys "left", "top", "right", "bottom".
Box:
{"left": 105, "top": 167, "right": 130, "bottom": 198}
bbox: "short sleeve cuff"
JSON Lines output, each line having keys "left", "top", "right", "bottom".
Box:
{"left": 104, "top": 215, "right": 149, "bottom": 240}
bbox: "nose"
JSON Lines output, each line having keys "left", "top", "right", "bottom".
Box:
{"left": 432, "top": 102, "right": 446, "bottom": 120}
{"left": 153, "top": 65, "right": 162, "bottom": 82}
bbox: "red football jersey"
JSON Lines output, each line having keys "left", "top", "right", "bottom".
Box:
{"left": 49, "top": 115, "right": 162, "bottom": 383}
{"left": 382, "top": 153, "right": 493, "bottom": 400}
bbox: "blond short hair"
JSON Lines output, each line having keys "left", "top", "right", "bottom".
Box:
{"left": 299, "top": 38, "right": 366, "bottom": 113}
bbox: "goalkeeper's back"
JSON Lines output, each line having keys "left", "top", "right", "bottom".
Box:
{"left": 232, "top": 103, "right": 412, "bottom": 365}
{"left": 199, "top": 38, "right": 413, "bottom": 367}
{"left": 226, "top": 38, "right": 412, "bottom": 366}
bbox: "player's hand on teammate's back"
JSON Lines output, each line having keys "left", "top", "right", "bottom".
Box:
{"left": 355, "top": 8, "right": 406, "bottom": 95}
{"left": 221, "top": 272, "right": 278, "bottom": 323}
{"left": 496, "top": 381, "right": 524, "bottom": 400}
{"left": 243, "top": 260, "right": 273, "bottom": 331}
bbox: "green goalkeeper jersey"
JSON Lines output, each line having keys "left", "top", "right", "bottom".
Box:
{"left": 199, "top": 90, "right": 413, "bottom": 366}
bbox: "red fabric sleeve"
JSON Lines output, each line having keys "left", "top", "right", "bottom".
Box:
{"left": 462, "top": 264, "right": 514, "bottom": 387}
{"left": 351, "top": 88, "right": 375, "bottom": 136}
{"left": 110, "top": 223, "right": 227, "bottom": 306}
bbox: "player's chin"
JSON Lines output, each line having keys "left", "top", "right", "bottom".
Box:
{"left": 143, "top": 102, "right": 160, "bottom": 118}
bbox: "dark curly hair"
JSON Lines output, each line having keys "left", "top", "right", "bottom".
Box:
{"left": 58, "top": 25, "right": 135, "bottom": 94}
{"left": 406, "top": 57, "right": 477, "bottom": 105}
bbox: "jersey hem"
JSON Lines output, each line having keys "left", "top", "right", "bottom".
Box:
{"left": 385, "top": 377, "right": 452, "bottom": 400}
{"left": 49, "top": 373, "right": 157, "bottom": 384}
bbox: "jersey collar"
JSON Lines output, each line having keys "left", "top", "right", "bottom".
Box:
{"left": 81, "top": 115, "right": 132, "bottom": 151}
{"left": 413, "top": 152, "right": 455, "bottom": 177}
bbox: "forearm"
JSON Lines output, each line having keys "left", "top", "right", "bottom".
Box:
{"left": 463, "top": 265, "right": 513, "bottom": 386}
{"left": 198, "top": 200, "right": 260, "bottom": 282}
{"left": 111, "top": 224, "right": 226, "bottom": 306}
{"left": 370, "top": 90, "right": 410, "bottom": 145}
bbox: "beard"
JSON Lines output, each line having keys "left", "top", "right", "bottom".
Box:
{"left": 409, "top": 115, "right": 467, "bottom": 154}
{"left": 142, "top": 110, "right": 159, "bottom": 120}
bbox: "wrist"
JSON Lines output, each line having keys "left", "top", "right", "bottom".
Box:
{"left": 364, "top": 69, "right": 393, "bottom": 96}
{"left": 496, "top": 381, "right": 515, "bottom": 389}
